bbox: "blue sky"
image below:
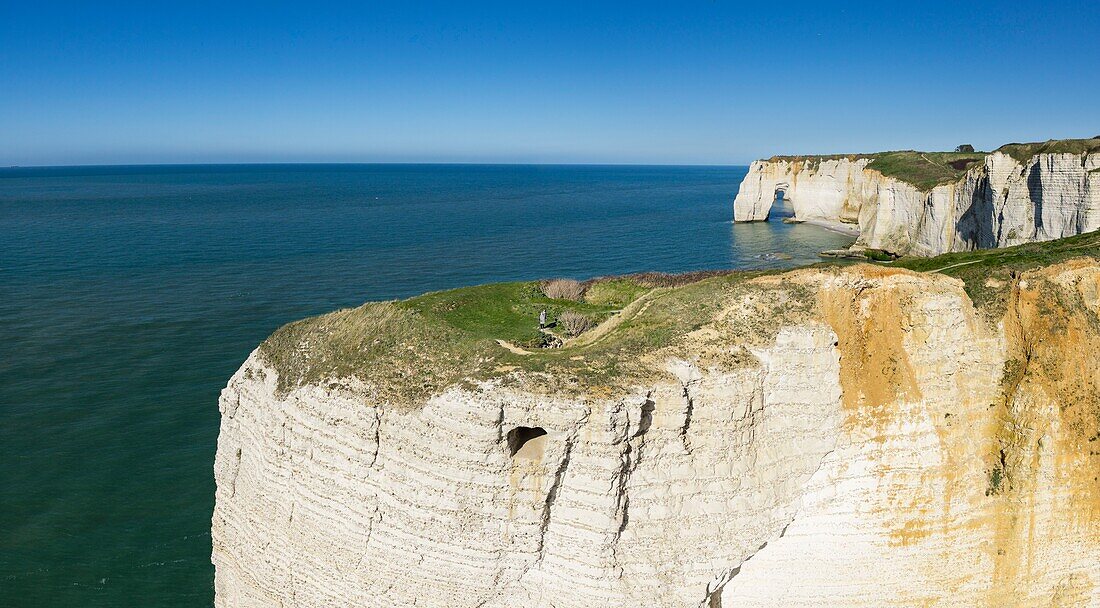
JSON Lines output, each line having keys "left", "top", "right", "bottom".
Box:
{"left": 2, "top": 1, "right": 1098, "bottom": 165}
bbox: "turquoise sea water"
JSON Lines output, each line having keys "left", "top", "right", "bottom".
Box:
{"left": 0, "top": 164, "right": 853, "bottom": 606}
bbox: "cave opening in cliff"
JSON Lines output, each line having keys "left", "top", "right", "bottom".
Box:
{"left": 507, "top": 426, "right": 548, "bottom": 459}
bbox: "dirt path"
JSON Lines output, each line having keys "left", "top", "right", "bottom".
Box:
{"left": 569, "top": 288, "right": 665, "bottom": 348}
{"left": 929, "top": 240, "right": 1096, "bottom": 274}
{"left": 929, "top": 259, "right": 984, "bottom": 273}
{"left": 495, "top": 339, "right": 533, "bottom": 355}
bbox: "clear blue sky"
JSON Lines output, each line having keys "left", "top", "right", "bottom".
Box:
{"left": 2, "top": 1, "right": 1098, "bottom": 166}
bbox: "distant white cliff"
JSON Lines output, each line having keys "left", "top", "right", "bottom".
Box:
{"left": 733, "top": 140, "right": 1100, "bottom": 256}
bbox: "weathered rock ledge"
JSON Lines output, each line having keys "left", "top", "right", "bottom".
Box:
{"left": 733, "top": 138, "right": 1100, "bottom": 256}
{"left": 213, "top": 235, "right": 1100, "bottom": 607}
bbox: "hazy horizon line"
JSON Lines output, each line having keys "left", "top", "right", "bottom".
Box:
{"left": 1, "top": 160, "right": 752, "bottom": 171}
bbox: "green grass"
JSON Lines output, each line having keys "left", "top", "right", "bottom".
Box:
{"left": 994, "top": 138, "right": 1100, "bottom": 164}
{"left": 765, "top": 137, "right": 1100, "bottom": 191}
{"left": 768, "top": 150, "right": 985, "bottom": 191}
{"left": 257, "top": 270, "right": 787, "bottom": 404}
{"left": 258, "top": 232, "right": 1100, "bottom": 406}
{"left": 894, "top": 230, "right": 1100, "bottom": 314}
{"left": 864, "top": 248, "right": 898, "bottom": 262}
{"left": 581, "top": 278, "right": 649, "bottom": 308}
{"left": 259, "top": 300, "right": 488, "bottom": 405}
{"left": 866, "top": 151, "right": 986, "bottom": 190}
{"left": 400, "top": 281, "right": 623, "bottom": 348}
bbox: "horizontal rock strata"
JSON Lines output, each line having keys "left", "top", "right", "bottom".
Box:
{"left": 213, "top": 258, "right": 1100, "bottom": 607}
{"left": 733, "top": 149, "right": 1100, "bottom": 256}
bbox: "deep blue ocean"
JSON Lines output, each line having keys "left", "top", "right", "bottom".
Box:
{"left": 0, "top": 164, "right": 852, "bottom": 606}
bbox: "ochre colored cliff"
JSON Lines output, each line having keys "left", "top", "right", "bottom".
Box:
{"left": 733, "top": 139, "right": 1100, "bottom": 256}
{"left": 212, "top": 234, "right": 1100, "bottom": 607}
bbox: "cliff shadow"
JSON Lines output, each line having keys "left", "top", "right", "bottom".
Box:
{"left": 1027, "top": 162, "right": 1044, "bottom": 240}
{"left": 956, "top": 174, "right": 997, "bottom": 249}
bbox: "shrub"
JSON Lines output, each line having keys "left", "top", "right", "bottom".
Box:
{"left": 986, "top": 466, "right": 1004, "bottom": 496}
{"left": 948, "top": 158, "right": 981, "bottom": 170}
{"left": 613, "top": 270, "right": 736, "bottom": 288}
{"left": 955, "top": 144, "right": 975, "bottom": 153}
{"left": 541, "top": 278, "right": 584, "bottom": 301}
{"left": 865, "top": 248, "right": 897, "bottom": 262}
{"left": 527, "top": 332, "right": 562, "bottom": 349}
{"left": 557, "top": 310, "right": 594, "bottom": 337}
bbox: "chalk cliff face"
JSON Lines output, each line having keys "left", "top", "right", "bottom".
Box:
{"left": 212, "top": 255, "right": 1100, "bottom": 607}
{"left": 733, "top": 151, "right": 1100, "bottom": 256}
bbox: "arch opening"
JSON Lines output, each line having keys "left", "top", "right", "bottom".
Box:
{"left": 773, "top": 183, "right": 794, "bottom": 219}
{"left": 773, "top": 182, "right": 791, "bottom": 202}
{"left": 507, "top": 426, "right": 548, "bottom": 459}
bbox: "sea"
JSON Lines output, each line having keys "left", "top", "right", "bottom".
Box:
{"left": 0, "top": 163, "right": 853, "bottom": 606}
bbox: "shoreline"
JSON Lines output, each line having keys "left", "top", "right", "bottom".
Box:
{"left": 799, "top": 217, "right": 860, "bottom": 238}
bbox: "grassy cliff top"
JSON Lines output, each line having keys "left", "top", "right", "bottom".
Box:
{"left": 259, "top": 268, "right": 804, "bottom": 404}
{"left": 765, "top": 151, "right": 986, "bottom": 190}
{"left": 259, "top": 231, "right": 1100, "bottom": 405}
{"left": 994, "top": 137, "right": 1100, "bottom": 163}
{"left": 894, "top": 229, "right": 1100, "bottom": 315}
{"left": 766, "top": 137, "right": 1100, "bottom": 191}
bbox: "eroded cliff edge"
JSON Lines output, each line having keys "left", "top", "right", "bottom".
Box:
{"left": 212, "top": 233, "right": 1100, "bottom": 608}
{"left": 733, "top": 138, "right": 1100, "bottom": 256}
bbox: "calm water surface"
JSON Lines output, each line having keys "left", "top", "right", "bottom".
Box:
{"left": 0, "top": 164, "right": 852, "bottom": 606}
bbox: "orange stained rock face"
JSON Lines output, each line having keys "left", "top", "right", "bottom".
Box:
{"left": 1003, "top": 263, "right": 1100, "bottom": 525}
{"left": 806, "top": 262, "right": 1100, "bottom": 600}
{"left": 817, "top": 277, "right": 922, "bottom": 427}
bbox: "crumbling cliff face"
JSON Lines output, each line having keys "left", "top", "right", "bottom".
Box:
{"left": 733, "top": 148, "right": 1100, "bottom": 256}
{"left": 212, "top": 248, "right": 1100, "bottom": 607}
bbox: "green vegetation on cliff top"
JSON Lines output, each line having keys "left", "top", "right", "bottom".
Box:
{"left": 767, "top": 137, "right": 1100, "bottom": 191}
{"left": 894, "top": 229, "right": 1100, "bottom": 316}
{"left": 259, "top": 231, "right": 1100, "bottom": 405}
{"left": 767, "top": 151, "right": 986, "bottom": 191}
{"left": 261, "top": 270, "right": 755, "bottom": 403}
{"left": 995, "top": 137, "right": 1100, "bottom": 163}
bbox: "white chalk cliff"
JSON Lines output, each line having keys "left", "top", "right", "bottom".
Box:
{"left": 212, "top": 251, "right": 1100, "bottom": 607}
{"left": 733, "top": 144, "right": 1100, "bottom": 256}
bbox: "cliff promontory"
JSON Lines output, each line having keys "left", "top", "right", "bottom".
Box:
{"left": 213, "top": 232, "right": 1100, "bottom": 607}
{"left": 733, "top": 138, "right": 1100, "bottom": 256}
